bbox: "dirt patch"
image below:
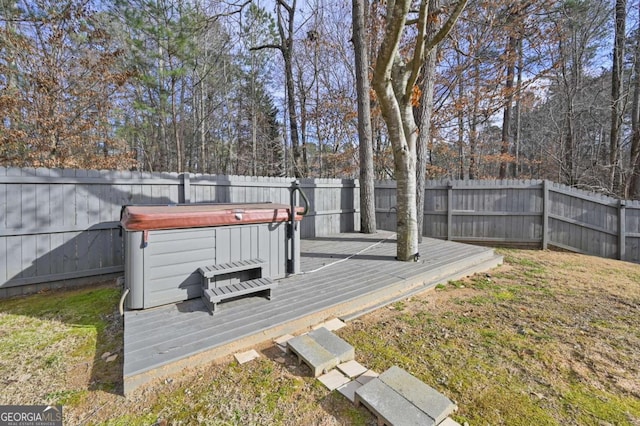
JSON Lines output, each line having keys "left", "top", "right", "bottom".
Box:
{"left": 1, "top": 249, "right": 639, "bottom": 425}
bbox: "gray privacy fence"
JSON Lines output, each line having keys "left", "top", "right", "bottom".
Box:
{"left": 0, "top": 167, "right": 359, "bottom": 297}
{"left": 3, "top": 167, "right": 640, "bottom": 298}
{"left": 375, "top": 179, "right": 640, "bottom": 262}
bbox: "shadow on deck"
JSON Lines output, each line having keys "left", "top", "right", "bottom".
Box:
{"left": 123, "top": 231, "right": 502, "bottom": 394}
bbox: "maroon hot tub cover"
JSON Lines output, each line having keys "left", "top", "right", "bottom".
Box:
{"left": 120, "top": 203, "right": 303, "bottom": 231}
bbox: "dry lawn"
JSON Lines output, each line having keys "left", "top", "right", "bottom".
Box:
{"left": 0, "top": 249, "right": 639, "bottom": 425}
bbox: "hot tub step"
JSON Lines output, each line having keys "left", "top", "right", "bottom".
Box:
{"left": 199, "top": 259, "right": 268, "bottom": 290}
{"left": 201, "top": 277, "right": 277, "bottom": 314}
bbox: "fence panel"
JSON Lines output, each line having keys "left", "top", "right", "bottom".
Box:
{"left": 0, "top": 168, "right": 358, "bottom": 296}
{"left": 373, "top": 179, "right": 633, "bottom": 257}
{"left": 547, "top": 183, "right": 619, "bottom": 259}
{"left": 4, "top": 168, "right": 640, "bottom": 297}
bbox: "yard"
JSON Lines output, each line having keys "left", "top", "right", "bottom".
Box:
{"left": 0, "top": 249, "right": 639, "bottom": 425}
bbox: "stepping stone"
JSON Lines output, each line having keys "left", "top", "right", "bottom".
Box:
{"left": 378, "top": 366, "right": 457, "bottom": 425}
{"left": 355, "top": 377, "right": 435, "bottom": 426}
{"left": 318, "top": 369, "right": 350, "bottom": 391}
{"left": 287, "top": 334, "right": 338, "bottom": 377}
{"left": 439, "top": 418, "right": 462, "bottom": 426}
{"left": 338, "top": 380, "right": 362, "bottom": 402}
{"left": 313, "top": 318, "right": 346, "bottom": 331}
{"left": 234, "top": 349, "right": 260, "bottom": 365}
{"left": 308, "top": 327, "right": 354, "bottom": 363}
{"left": 355, "top": 369, "right": 379, "bottom": 385}
{"left": 337, "top": 360, "right": 368, "bottom": 378}
{"left": 274, "top": 334, "right": 294, "bottom": 353}
{"left": 354, "top": 366, "right": 457, "bottom": 426}
{"left": 287, "top": 327, "right": 354, "bottom": 377}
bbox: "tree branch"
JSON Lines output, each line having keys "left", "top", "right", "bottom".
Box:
{"left": 424, "top": 0, "right": 468, "bottom": 54}
{"left": 406, "top": 0, "right": 429, "bottom": 94}
{"left": 250, "top": 44, "right": 282, "bottom": 52}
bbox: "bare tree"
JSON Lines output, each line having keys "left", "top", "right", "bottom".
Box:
{"left": 629, "top": 1, "right": 640, "bottom": 198}
{"left": 610, "top": 0, "right": 626, "bottom": 194}
{"left": 416, "top": 0, "right": 439, "bottom": 242}
{"left": 373, "top": 0, "right": 467, "bottom": 260}
{"left": 352, "top": 0, "right": 376, "bottom": 233}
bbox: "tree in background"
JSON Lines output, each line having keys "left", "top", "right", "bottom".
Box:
{"left": 629, "top": 1, "right": 640, "bottom": 198}
{"left": 352, "top": 0, "right": 376, "bottom": 233}
{"left": 2, "top": 0, "right": 640, "bottom": 205}
{"left": 610, "top": 0, "right": 626, "bottom": 193}
{"left": 0, "top": 0, "right": 134, "bottom": 168}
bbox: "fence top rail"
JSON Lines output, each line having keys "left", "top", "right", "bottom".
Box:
{"left": 548, "top": 183, "right": 620, "bottom": 207}
{"left": 0, "top": 167, "right": 359, "bottom": 187}
{"left": 375, "top": 179, "right": 544, "bottom": 190}
{"left": 0, "top": 167, "right": 182, "bottom": 185}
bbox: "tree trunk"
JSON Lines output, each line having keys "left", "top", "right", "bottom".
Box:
{"left": 514, "top": 38, "right": 523, "bottom": 178}
{"left": 499, "top": 35, "right": 517, "bottom": 179}
{"left": 276, "top": 0, "right": 303, "bottom": 177}
{"left": 629, "top": 1, "right": 640, "bottom": 198}
{"left": 352, "top": 0, "right": 377, "bottom": 233}
{"left": 610, "top": 0, "right": 626, "bottom": 195}
{"left": 416, "top": 0, "right": 439, "bottom": 244}
{"left": 469, "top": 61, "right": 480, "bottom": 180}
{"left": 372, "top": 0, "right": 417, "bottom": 261}
{"left": 373, "top": 0, "right": 466, "bottom": 260}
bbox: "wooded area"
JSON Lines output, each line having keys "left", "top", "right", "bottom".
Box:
{"left": 2, "top": 0, "right": 640, "bottom": 198}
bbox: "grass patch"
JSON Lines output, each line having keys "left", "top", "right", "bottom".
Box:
{"left": 0, "top": 284, "right": 121, "bottom": 407}
{"left": 562, "top": 384, "right": 640, "bottom": 425}
{"left": 2, "top": 249, "right": 640, "bottom": 425}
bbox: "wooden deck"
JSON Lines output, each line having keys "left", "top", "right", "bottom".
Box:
{"left": 123, "top": 231, "right": 502, "bottom": 393}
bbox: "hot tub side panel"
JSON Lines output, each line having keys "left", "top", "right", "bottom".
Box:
{"left": 126, "top": 222, "right": 287, "bottom": 309}
{"left": 124, "top": 231, "right": 145, "bottom": 309}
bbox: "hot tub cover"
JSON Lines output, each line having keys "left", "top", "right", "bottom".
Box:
{"left": 120, "top": 203, "right": 303, "bottom": 231}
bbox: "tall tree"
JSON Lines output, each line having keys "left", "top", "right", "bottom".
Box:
{"left": 373, "top": 0, "right": 466, "bottom": 260}
{"left": 352, "top": 0, "right": 376, "bottom": 233}
{"left": 415, "top": 0, "right": 439, "bottom": 242}
{"left": 629, "top": 1, "right": 640, "bottom": 198}
{"left": 610, "top": 0, "right": 626, "bottom": 193}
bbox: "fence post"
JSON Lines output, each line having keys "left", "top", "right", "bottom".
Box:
{"left": 619, "top": 199, "right": 626, "bottom": 260}
{"left": 180, "top": 173, "right": 190, "bottom": 204}
{"left": 542, "top": 180, "right": 549, "bottom": 250}
{"left": 447, "top": 182, "right": 453, "bottom": 241}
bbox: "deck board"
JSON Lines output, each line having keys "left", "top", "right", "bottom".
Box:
{"left": 124, "top": 232, "right": 502, "bottom": 391}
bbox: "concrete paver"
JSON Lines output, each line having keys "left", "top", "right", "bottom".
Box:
{"left": 337, "top": 360, "right": 368, "bottom": 378}
{"left": 378, "top": 366, "right": 457, "bottom": 425}
{"left": 355, "top": 369, "right": 379, "bottom": 385}
{"left": 337, "top": 380, "right": 362, "bottom": 402}
{"left": 318, "top": 369, "right": 351, "bottom": 391}
{"left": 287, "top": 334, "right": 338, "bottom": 377}
{"left": 308, "top": 327, "right": 354, "bottom": 363}
{"left": 439, "top": 418, "right": 462, "bottom": 426}
{"left": 355, "top": 377, "right": 436, "bottom": 426}
{"left": 234, "top": 349, "right": 260, "bottom": 364}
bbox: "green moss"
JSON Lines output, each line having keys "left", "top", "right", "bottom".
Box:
{"left": 101, "top": 414, "right": 157, "bottom": 426}
{"left": 392, "top": 301, "right": 406, "bottom": 311}
{"left": 0, "top": 287, "right": 119, "bottom": 326}
{"left": 45, "top": 389, "right": 87, "bottom": 406}
{"left": 339, "top": 405, "right": 370, "bottom": 425}
{"left": 466, "top": 295, "right": 492, "bottom": 306}
{"left": 562, "top": 384, "right": 640, "bottom": 425}
{"left": 448, "top": 280, "right": 466, "bottom": 288}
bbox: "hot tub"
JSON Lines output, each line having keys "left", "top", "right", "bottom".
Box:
{"left": 120, "top": 203, "right": 303, "bottom": 310}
